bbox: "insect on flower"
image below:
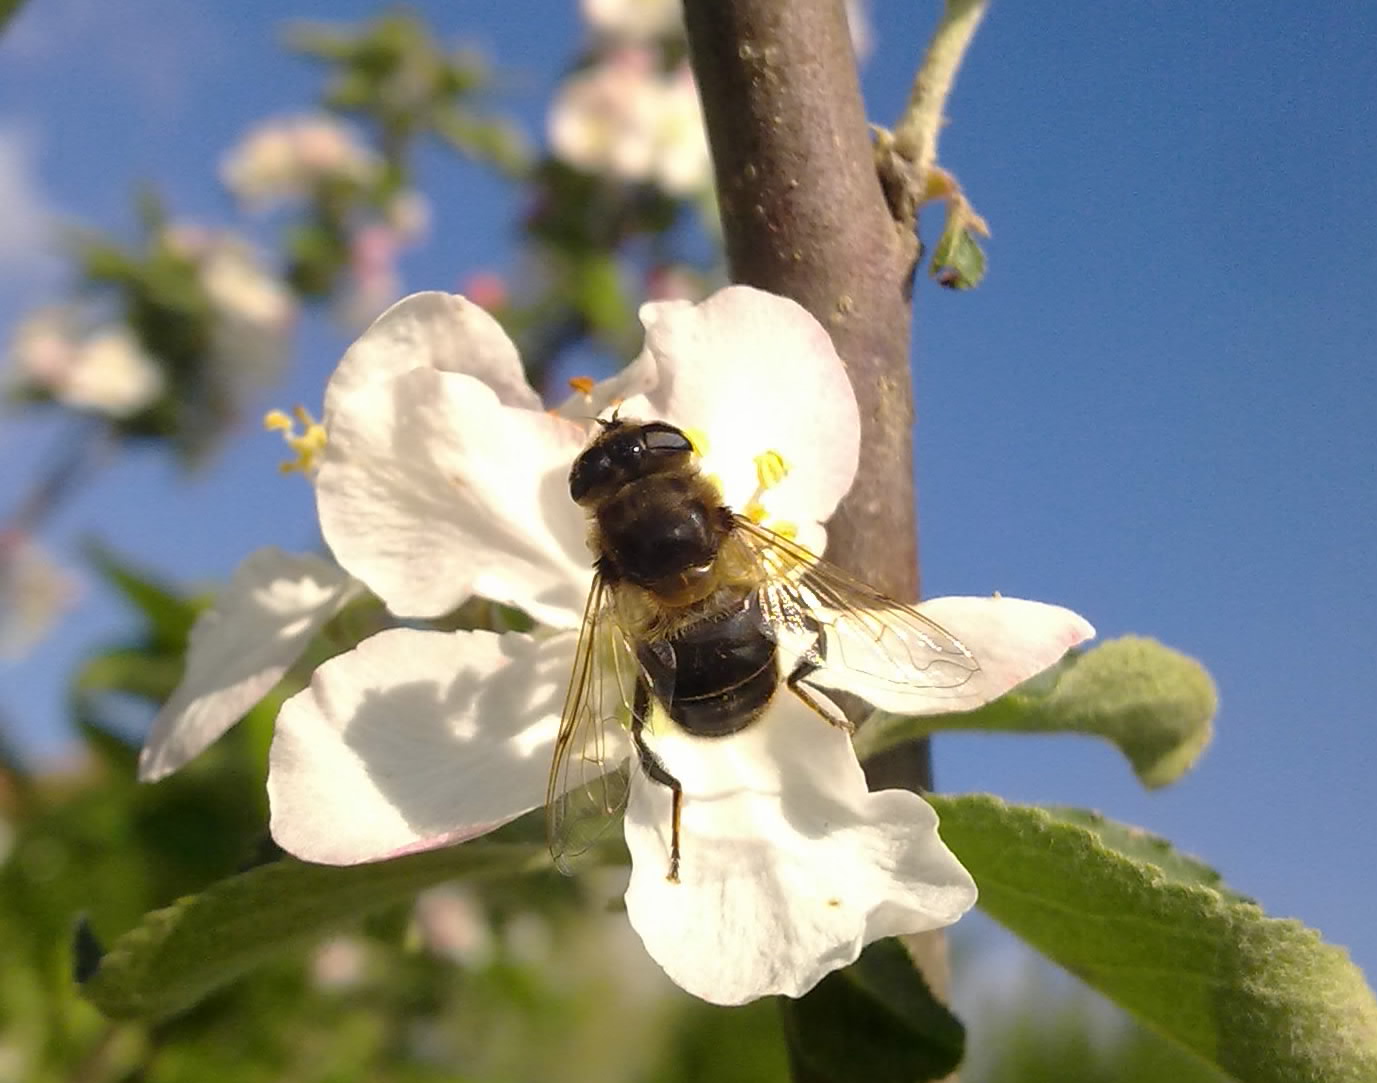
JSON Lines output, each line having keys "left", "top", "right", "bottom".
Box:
{"left": 548, "top": 415, "right": 982, "bottom": 882}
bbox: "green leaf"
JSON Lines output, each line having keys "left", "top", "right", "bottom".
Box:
{"left": 858, "top": 637, "right": 1216, "bottom": 789}
{"left": 84, "top": 541, "right": 201, "bottom": 652}
{"left": 82, "top": 843, "right": 546, "bottom": 1021}
{"left": 780, "top": 938, "right": 964, "bottom": 1082}
{"left": 929, "top": 220, "right": 986, "bottom": 289}
{"left": 0, "top": 0, "right": 29, "bottom": 35}
{"left": 930, "top": 795, "right": 1377, "bottom": 1083}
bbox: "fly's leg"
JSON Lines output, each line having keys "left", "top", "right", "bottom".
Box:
{"left": 630, "top": 677, "right": 684, "bottom": 883}
{"left": 784, "top": 622, "right": 854, "bottom": 734}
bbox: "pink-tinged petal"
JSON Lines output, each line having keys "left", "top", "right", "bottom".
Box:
{"left": 323, "top": 292, "right": 541, "bottom": 420}
{"left": 623, "top": 694, "right": 976, "bottom": 1005}
{"left": 317, "top": 368, "right": 593, "bottom": 627}
{"left": 138, "top": 549, "right": 359, "bottom": 782}
{"left": 269, "top": 627, "right": 607, "bottom": 865}
{"left": 634, "top": 286, "right": 860, "bottom": 524}
{"left": 810, "top": 595, "right": 1095, "bottom": 715}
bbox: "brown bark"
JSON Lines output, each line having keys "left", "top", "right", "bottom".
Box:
{"left": 683, "top": 0, "right": 949, "bottom": 1011}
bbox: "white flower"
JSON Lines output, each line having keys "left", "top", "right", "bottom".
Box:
{"left": 0, "top": 533, "right": 80, "bottom": 660}
{"left": 333, "top": 224, "right": 405, "bottom": 332}
{"left": 264, "top": 285, "right": 1095, "bottom": 1004}
{"left": 220, "top": 114, "right": 380, "bottom": 209}
{"left": 162, "top": 226, "right": 297, "bottom": 398}
{"left": 138, "top": 548, "right": 359, "bottom": 781}
{"left": 581, "top": 0, "right": 683, "bottom": 42}
{"left": 7, "top": 309, "right": 163, "bottom": 419}
{"left": 548, "top": 52, "right": 712, "bottom": 196}
{"left": 654, "top": 65, "right": 712, "bottom": 197}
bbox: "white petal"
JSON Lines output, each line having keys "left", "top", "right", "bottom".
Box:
{"left": 269, "top": 627, "right": 606, "bottom": 865}
{"left": 623, "top": 695, "right": 976, "bottom": 1005}
{"left": 323, "top": 291, "right": 541, "bottom": 420}
{"left": 138, "top": 549, "right": 359, "bottom": 782}
{"left": 810, "top": 595, "right": 1096, "bottom": 715}
{"left": 633, "top": 286, "right": 860, "bottom": 523}
{"left": 317, "top": 367, "right": 593, "bottom": 626}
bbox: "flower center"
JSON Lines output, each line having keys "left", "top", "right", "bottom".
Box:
{"left": 264, "top": 405, "right": 327, "bottom": 475}
{"left": 743, "top": 450, "right": 797, "bottom": 540}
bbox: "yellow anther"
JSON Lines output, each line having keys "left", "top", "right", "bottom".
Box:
{"left": 264, "top": 405, "right": 327, "bottom": 476}
{"left": 682, "top": 427, "right": 710, "bottom": 458}
{"left": 754, "top": 449, "right": 790, "bottom": 490}
{"left": 743, "top": 501, "right": 768, "bottom": 524}
{"left": 568, "top": 375, "right": 595, "bottom": 396}
{"left": 771, "top": 520, "right": 798, "bottom": 541}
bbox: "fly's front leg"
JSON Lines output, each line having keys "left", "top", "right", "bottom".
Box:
{"left": 630, "top": 676, "right": 684, "bottom": 883}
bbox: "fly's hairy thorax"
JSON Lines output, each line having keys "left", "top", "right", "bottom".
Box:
{"left": 591, "top": 471, "right": 744, "bottom": 627}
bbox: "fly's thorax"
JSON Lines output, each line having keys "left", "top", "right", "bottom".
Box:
{"left": 591, "top": 471, "right": 733, "bottom": 596}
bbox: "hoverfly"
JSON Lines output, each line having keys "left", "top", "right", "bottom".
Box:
{"left": 546, "top": 417, "right": 980, "bottom": 882}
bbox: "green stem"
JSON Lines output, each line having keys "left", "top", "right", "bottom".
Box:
{"left": 892, "top": 0, "right": 989, "bottom": 179}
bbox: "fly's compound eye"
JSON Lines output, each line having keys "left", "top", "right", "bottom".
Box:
{"left": 642, "top": 423, "right": 694, "bottom": 456}
{"left": 569, "top": 448, "right": 614, "bottom": 503}
{"left": 569, "top": 421, "right": 694, "bottom": 504}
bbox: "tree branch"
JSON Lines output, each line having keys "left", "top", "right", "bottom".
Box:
{"left": 683, "top": 0, "right": 952, "bottom": 1015}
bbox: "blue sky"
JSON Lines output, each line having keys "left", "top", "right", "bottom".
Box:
{"left": 2, "top": 0, "right": 1374, "bottom": 992}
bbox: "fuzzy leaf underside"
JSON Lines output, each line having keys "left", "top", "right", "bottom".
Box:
{"left": 931, "top": 794, "right": 1377, "bottom": 1083}
{"left": 860, "top": 636, "right": 1216, "bottom": 788}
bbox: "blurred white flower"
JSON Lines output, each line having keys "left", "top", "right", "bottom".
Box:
{"left": 0, "top": 533, "right": 80, "bottom": 660}
{"left": 548, "top": 52, "right": 712, "bottom": 196}
{"left": 581, "top": 0, "right": 683, "bottom": 42}
{"left": 8, "top": 309, "right": 162, "bottom": 419}
{"left": 550, "top": 49, "right": 663, "bottom": 185}
{"left": 414, "top": 885, "right": 495, "bottom": 968}
{"left": 846, "top": 0, "right": 873, "bottom": 62}
{"left": 220, "top": 114, "right": 381, "bottom": 209}
{"left": 163, "top": 226, "right": 296, "bottom": 392}
{"left": 309, "top": 935, "right": 370, "bottom": 992}
{"left": 383, "top": 190, "right": 431, "bottom": 245}
{"left": 333, "top": 223, "right": 405, "bottom": 332}
{"left": 654, "top": 64, "right": 712, "bottom": 196}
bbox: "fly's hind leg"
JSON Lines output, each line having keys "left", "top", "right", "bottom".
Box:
{"left": 630, "top": 677, "right": 684, "bottom": 883}
{"left": 784, "top": 623, "right": 854, "bottom": 734}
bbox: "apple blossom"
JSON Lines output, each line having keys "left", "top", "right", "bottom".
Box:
{"left": 7, "top": 308, "right": 163, "bottom": 419}
{"left": 264, "top": 285, "right": 1094, "bottom": 1004}
{"left": 220, "top": 114, "right": 380, "bottom": 209}
{"left": 0, "top": 532, "right": 80, "bottom": 660}
{"left": 138, "top": 547, "right": 360, "bottom": 782}
{"left": 548, "top": 51, "right": 712, "bottom": 196}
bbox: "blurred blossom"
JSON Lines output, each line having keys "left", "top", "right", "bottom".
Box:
{"left": 581, "top": 0, "right": 683, "bottom": 42}
{"left": 459, "top": 270, "right": 509, "bottom": 311}
{"left": 414, "top": 884, "right": 495, "bottom": 968}
{"left": 8, "top": 309, "right": 162, "bottom": 419}
{"left": 654, "top": 64, "right": 712, "bottom": 196}
{"left": 847, "top": 0, "right": 873, "bottom": 62}
{"left": 549, "top": 49, "right": 662, "bottom": 184}
{"left": 334, "top": 224, "right": 405, "bottom": 331}
{"left": 383, "top": 190, "right": 432, "bottom": 245}
{"left": 164, "top": 226, "right": 296, "bottom": 387}
{"left": 220, "top": 113, "right": 380, "bottom": 209}
{"left": 548, "top": 52, "right": 712, "bottom": 196}
{"left": 309, "top": 935, "right": 370, "bottom": 992}
{"left": 0, "top": 533, "right": 80, "bottom": 661}
{"left": 645, "top": 264, "right": 705, "bottom": 303}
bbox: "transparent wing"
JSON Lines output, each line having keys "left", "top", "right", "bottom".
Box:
{"left": 545, "top": 574, "right": 637, "bottom": 874}
{"left": 733, "top": 517, "right": 981, "bottom": 710}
